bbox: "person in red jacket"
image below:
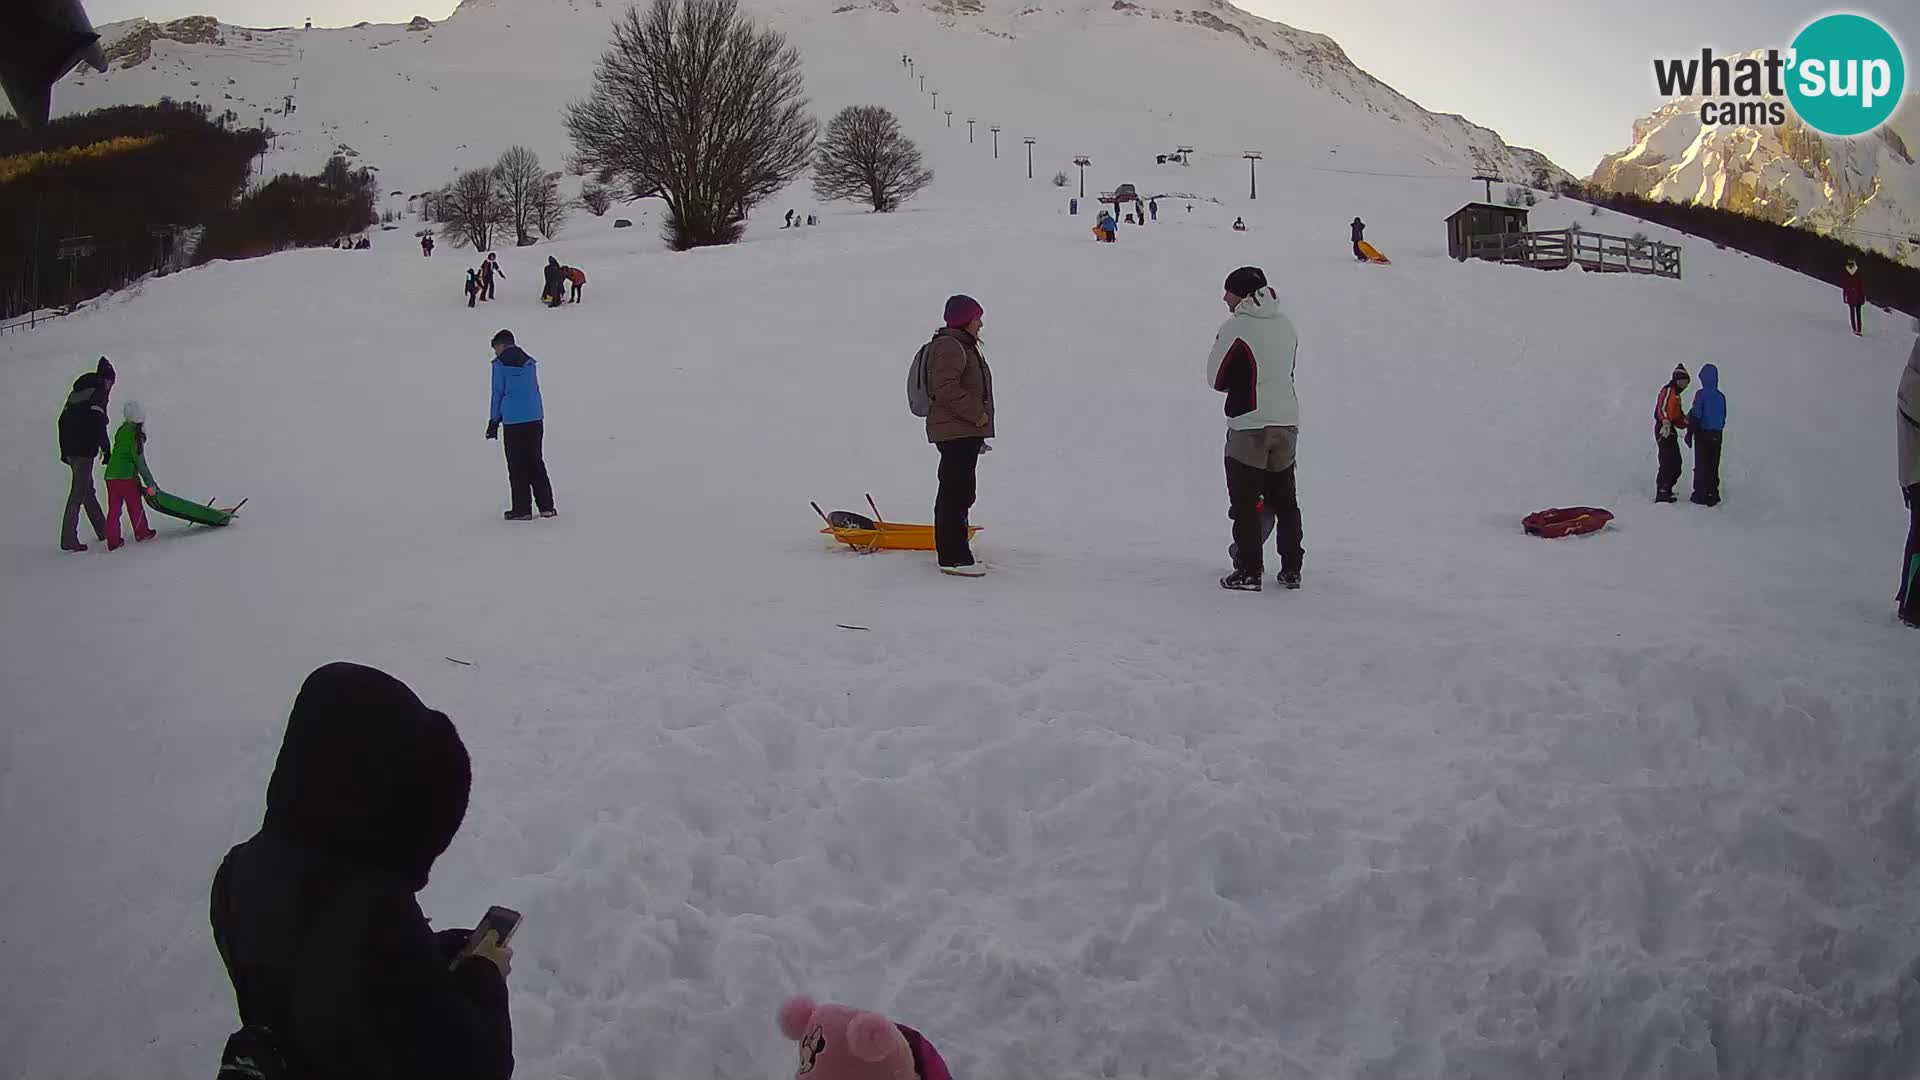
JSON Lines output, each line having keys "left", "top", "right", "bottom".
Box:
{"left": 1653, "top": 362, "right": 1690, "bottom": 503}
{"left": 1842, "top": 259, "right": 1866, "bottom": 336}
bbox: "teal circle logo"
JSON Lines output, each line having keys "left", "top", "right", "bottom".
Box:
{"left": 1786, "top": 14, "right": 1905, "bottom": 136}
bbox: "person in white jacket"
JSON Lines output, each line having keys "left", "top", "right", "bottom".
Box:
{"left": 1208, "top": 265, "right": 1303, "bottom": 591}
{"left": 1897, "top": 324, "right": 1920, "bottom": 627}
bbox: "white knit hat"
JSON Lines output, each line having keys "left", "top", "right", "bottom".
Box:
{"left": 123, "top": 400, "right": 145, "bottom": 423}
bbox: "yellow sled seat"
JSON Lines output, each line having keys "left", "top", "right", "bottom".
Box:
{"left": 1356, "top": 240, "right": 1391, "bottom": 264}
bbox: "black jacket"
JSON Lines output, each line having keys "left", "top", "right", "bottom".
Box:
{"left": 211, "top": 663, "right": 513, "bottom": 1080}
{"left": 58, "top": 374, "right": 112, "bottom": 460}
{"left": 1350, "top": 220, "right": 1365, "bottom": 243}
{"left": 543, "top": 259, "right": 563, "bottom": 291}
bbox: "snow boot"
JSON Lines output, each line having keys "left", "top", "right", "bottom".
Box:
{"left": 61, "top": 542, "right": 88, "bottom": 553}
{"left": 135, "top": 528, "right": 157, "bottom": 542}
{"left": 1656, "top": 491, "right": 1677, "bottom": 504}
{"left": 1277, "top": 568, "right": 1301, "bottom": 590}
{"left": 940, "top": 563, "right": 986, "bottom": 577}
{"left": 1220, "top": 568, "right": 1262, "bottom": 591}
{"left": 538, "top": 509, "right": 558, "bottom": 519}
{"left": 106, "top": 538, "right": 124, "bottom": 551}
{"left": 503, "top": 510, "right": 533, "bottom": 521}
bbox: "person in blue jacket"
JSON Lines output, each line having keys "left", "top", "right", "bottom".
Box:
{"left": 1685, "top": 362, "right": 1727, "bottom": 506}
{"left": 485, "top": 329, "right": 554, "bottom": 520}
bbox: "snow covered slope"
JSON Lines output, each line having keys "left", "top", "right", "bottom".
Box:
{"left": 1592, "top": 83, "right": 1920, "bottom": 267}
{"left": 33, "top": 0, "right": 1569, "bottom": 204}
{"left": 2, "top": 70, "right": 1918, "bottom": 1078}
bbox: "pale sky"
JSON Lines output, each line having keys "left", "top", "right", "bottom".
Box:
{"left": 77, "top": 0, "right": 1918, "bottom": 176}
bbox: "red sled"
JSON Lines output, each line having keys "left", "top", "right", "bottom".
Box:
{"left": 1522, "top": 506, "right": 1613, "bottom": 538}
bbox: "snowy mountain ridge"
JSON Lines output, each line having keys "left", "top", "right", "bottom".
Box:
{"left": 39, "top": 0, "right": 1571, "bottom": 201}
{"left": 1591, "top": 72, "right": 1920, "bottom": 266}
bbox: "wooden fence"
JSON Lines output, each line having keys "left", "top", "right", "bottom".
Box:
{"left": 1468, "top": 229, "right": 1682, "bottom": 279}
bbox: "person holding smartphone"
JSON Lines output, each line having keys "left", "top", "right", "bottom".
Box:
{"left": 211, "top": 663, "right": 516, "bottom": 1079}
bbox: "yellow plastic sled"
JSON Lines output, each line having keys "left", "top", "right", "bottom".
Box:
{"left": 813, "top": 498, "right": 981, "bottom": 553}
{"left": 1356, "top": 240, "right": 1391, "bottom": 264}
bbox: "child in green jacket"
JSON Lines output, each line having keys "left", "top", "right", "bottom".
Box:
{"left": 104, "top": 400, "right": 156, "bottom": 549}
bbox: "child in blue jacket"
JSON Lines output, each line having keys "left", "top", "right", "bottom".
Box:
{"left": 486, "top": 329, "right": 554, "bottom": 520}
{"left": 1686, "top": 363, "right": 1727, "bottom": 506}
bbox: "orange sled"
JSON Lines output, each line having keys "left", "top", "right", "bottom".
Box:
{"left": 813, "top": 497, "right": 981, "bottom": 553}
{"left": 1522, "top": 506, "right": 1613, "bottom": 538}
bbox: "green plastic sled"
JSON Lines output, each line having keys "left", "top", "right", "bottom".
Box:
{"left": 141, "top": 473, "right": 244, "bottom": 527}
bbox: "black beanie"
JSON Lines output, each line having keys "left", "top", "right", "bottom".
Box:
{"left": 1224, "top": 266, "right": 1268, "bottom": 299}
{"left": 96, "top": 356, "right": 115, "bottom": 381}
{"left": 491, "top": 329, "right": 515, "bottom": 347}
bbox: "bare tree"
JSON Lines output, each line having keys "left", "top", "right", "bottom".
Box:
{"left": 532, "top": 171, "right": 569, "bottom": 238}
{"left": 565, "top": 0, "right": 817, "bottom": 250}
{"left": 442, "top": 168, "right": 504, "bottom": 250}
{"left": 580, "top": 182, "right": 615, "bottom": 216}
{"left": 493, "top": 145, "right": 546, "bottom": 246}
{"left": 812, "top": 105, "right": 932, "bottom": 213}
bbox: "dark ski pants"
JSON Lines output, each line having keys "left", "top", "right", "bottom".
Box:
{"left": 1899, "top": 484, "right": 1920, "bottom": 623}
{"left": 1849, "top": 303, "right": 1863, "bottom": 334}
{"left": 481, "top": 278, "right": 495, "bottom": 301}
{"left": 1226, "top": 456, "right": 1303, "bottom": 575}
{"left": 1656, "top": 431, "right": 1683, "bottom": 498}
{"left": 570, "top": 282, "right": 582, "bottom": 303}
{"left": 1353, "top": 241, "right": 1367, "bottom": 261}
{"left": 502, "top": 420, "right": 554, "bottom": 516}
{"left": 934, "top": 437, "right": 983, "bottom": 566}
{"left": 1691, "top": 429, "right": 1722, "bottom": 502}
{"left": 61, "top": 456, "right": 106, "bottom": 548}
{"left": 467, "top": 289, "right": 477, "bottom": 308}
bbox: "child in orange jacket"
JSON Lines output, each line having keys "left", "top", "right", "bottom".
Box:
{"left": 1653, "top": 362, "right": 1691, "bottom": 503}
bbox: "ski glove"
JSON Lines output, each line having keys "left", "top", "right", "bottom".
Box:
{"left": 486, "top": 420, "right": 499, "bottom": 440}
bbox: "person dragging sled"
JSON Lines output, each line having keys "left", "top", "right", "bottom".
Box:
{"left": 103, "top": 400, "right": 157, "bottom": 549}
{"left": 1896, "top": 327, "right": 1920, "bottom": 628}
{"left": 487, "top": 329, "right": 555, "bottom": 520}
{"left": 1211, "top": 266, "right": 1303, "bottom": 591}
{"left": 1653, "top": 363, "right": 1690, "bottom": 503}
{"left": 210, "top": 663, "right": 515, "bottom": 1080}
{"left": 1842, "top": 260, "right": 1867, "bottom": 336}
{"left": 1351, "top": 217, "right": 1367, "bottom": 261}
{"left": 1686, "top": 364, "right": 1727, "bottom": 506}
{"left": 57, "top": 356, "right": 115, "bottom": 552}
{"left": 923, "top": 295, "right": 994, "bottom": 576}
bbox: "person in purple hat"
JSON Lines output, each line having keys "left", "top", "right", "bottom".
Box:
{"left": 921, "top": 294, "right": 994, "bottom": 575}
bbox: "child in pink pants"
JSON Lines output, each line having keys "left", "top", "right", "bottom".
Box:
{"left": 103, "top": 400, "right": 156, "bottom": 550}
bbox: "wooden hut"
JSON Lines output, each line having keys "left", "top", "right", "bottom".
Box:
{"left": 1446, "top": 203, "right": 1530, "bottom": 261}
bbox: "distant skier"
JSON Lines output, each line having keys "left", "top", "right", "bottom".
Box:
{"left": 1350, "top": 217, "right": 1366, "bottom": 261}
{"left": 480, "top": 253, "right": 503, "bottom": 301}
{"left": 1685, "top": 363, "right": 1726, "bottom": 506}
{"left": 542, "top": 257, "right": 564, "bottom": 308}
{"left": 1652, "top": 362, "right": 1691, "bottom": 503}
{"left": 103, "top": 400, "right": 157, "bottom": 550}
{"left": 56, "top": 357, "right": 115, "bottom": 553}
{"left": 1841, "top": 260, "right": 1866, "bottom": 336}
{"left": 1896, "top": 329, "right": 1920, "bottom": 628}
{"left": 1210, "top": 266, "right": 1303, "bottom": 592}
{"left": 486, "top": 329, "right": 555, "bottom": 520}
{"left": 1148, "top": 198, "right": 1158, "bottom": 222}
{"left": 565, "top": 266, "right": 585, "bottom": 303}
{"left": 465, "top": 267, "right": 480, "bottom": 308}
{"left": 421, "top": 234, "right": 434, "bottom": 257}
{"left": 1231, "top": 217, "right": 1247, "bottom": 232}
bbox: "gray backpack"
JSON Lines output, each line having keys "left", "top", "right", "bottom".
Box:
{"left": 906, "top": 338, "right": 935, "bottom": 418}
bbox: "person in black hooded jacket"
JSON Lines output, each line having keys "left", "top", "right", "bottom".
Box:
{"left": 542, "top": 257, "right": 564, "bottom": 308}
{"left": 57, "top": 356, "right": 115, "bottom": 552}
{"left": 210, "top": 663, "right": 514, "bottom": 1080}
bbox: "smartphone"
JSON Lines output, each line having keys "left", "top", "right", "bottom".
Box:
{"left": 451, "top": 905, "right": 522, "bottom": 971}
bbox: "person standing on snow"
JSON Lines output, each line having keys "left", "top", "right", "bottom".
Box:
{"left": 1653, "top": 363, "right": 1691, "bottom": 503}
{"left": 421, "top": 234, "right": 434, "bottom": 257}
{"left": 210, "top": 663, "right": 515, "bottom": 1080}
{"left": 1350, "top": 217, "right": 1367, "bottom": 261}
{"left": 103, "top": 400, "right": 157, "bottom": 549}
{"left": 57, "top": 356, "right": 115, "bottom": 553}
{"left": 1896, "top": 328, "right": 1920, "bottom": 628}
{"left": 465, "top": 268, "right": 480, "bottom": 308}
{"left": 1210, "top": 266, "right": 1303, "bottom": 592}
{"left": 480, "top": 253, "right": 503, "bottom": 302}
{"left": 924, "top": 295, "right": 994, "bottom": 576}
{"left": 1685, "top": 364, "right": 1726, "bottom": 506}
{"left": 1841, "top": 260, "right": 1867, "bottom": 336}
{"left": 487, "top": 329, "right": 555, "bottom": 520}
{"left": 542, "top": 257, "right": 564, "bottom": 308}
{"left": 1148, "top": 198, "right": 1158, "bottom": 222}
{"left": 565, "top": 266, "right": 585, "bottom": 303}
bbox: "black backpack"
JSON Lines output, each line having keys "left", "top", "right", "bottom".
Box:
{"left": 211, "top": 872, "right": 337, "bottom": 1080}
